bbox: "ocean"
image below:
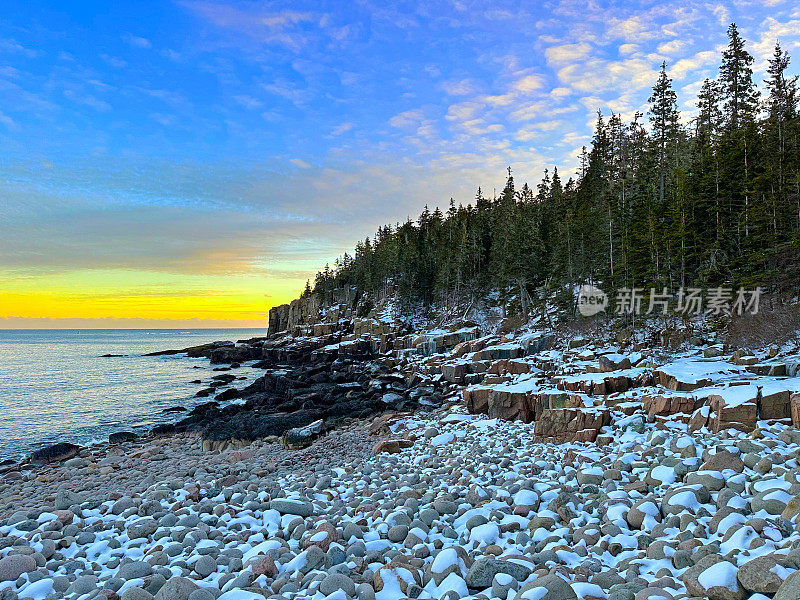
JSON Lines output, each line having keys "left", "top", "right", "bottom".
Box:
{"left": 0, "top": 328, "right": 265, "bottom": 462}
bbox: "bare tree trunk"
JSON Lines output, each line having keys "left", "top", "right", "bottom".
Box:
{"left": 518, "top": 279, "right": 528, "bottom": 317}
{"left": 744, "top": 134, "right": 750, "bottom": 238}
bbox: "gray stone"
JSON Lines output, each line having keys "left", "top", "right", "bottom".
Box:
{"left": 271, "top": 498, "right": 314, "bottom": 517}
{"left": 671, "top": 550, "right": 693, "bottom": 569}
{"left": 55, "top": 489, "right": 85, "bottom": 510}
{"left": 432, "top": 499, "right": 458, "bottom": 515}
{"left": 387, "top": 525, "right": 409, "bottom": 542}
{"left": 662, "top": 486, "right": 711, "bottom": 516}
{"left": 355, "top": 582, "right": 376, "bottom": 600}
{"left": 118, "top": 561, "right": 153, "bottom": 580}
{"left": 301, "top": 546, "right": 326, "bottom": 574}
{"left": 775, "top": 571, "right": 800, "bottom": 600}
{"left": 493, "top": 573, "right": 519, "bottom": 598}
{"left": 738, "top": 555, "right": 790, "bottom": 594}
{"left": 112, "top": 497, "right": 138, "bottom": 515}
{"left": 127, "top": 517, "right": 159, "bottom": 539}
{"left": 467, "top": 557, "right": 533, "bottom": 589}
{"left": 326, "top": 545, "right": 347, "bottom": 567}
{"left": 465, "top": 515, "right": 489, "bottom": 531}
{"left": 319, "top": 573, "right": 356, "bottom": 597}
{"left": 342, "top": 522, "right": 363, "bottom": 541}
{"left": 701, "top": 451, "right": 745, "bottom": 474}
{"left": 193, "top": 555, "right": 216, "bottom": 577}
{"left": 752, "top": 489, "right": 790, "bottom": 514}
{"left": 76, "top": 531, "right": 95, "bottom": 544}
{"left": 187, "top": 590, "right": 218, "bottom": 600}
{"left": 591, "top": 571, "right": 626, "bottom": 589}
{"left": 0, "top": 555, "right": 36, "bottom": 582}
{"left": 577, "top": 470, "right": 604, "bottom": 486}
{"left": 69, "top": 575, "right": 98, "bottom": 595}
{"left": 52, "top": 575, "right": 69, "bottom": 594}
{"left": 686, "top": 471, "right": 725, "bottom": 491}
{"left": 154, "top": 576, "right": 199, "bottom": 600}
{"left": 514, "top": 574, "right": 578, "bottom": 600}
{"left": 121, "top": 589, "right": 155, "bottom": 600}
{"left": 681, "top": 556, "right": 744, "bottom": 600}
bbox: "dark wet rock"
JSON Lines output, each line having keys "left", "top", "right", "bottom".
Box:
{"left": 29, "top": 442, "right": 82, "bottom": 464}
{"left": 109, "top": 431, "right": 138, "bottom": 444}
{"left": 144, "top": 341, "right": 233, "bottom": 358}
{"left": 99, "top": 334, "right": 437, "bottom": 453}
{"left": 151, "top": 423, "right": 178, "bottom": 436}
{"left": 281, "top": 419, "right": 326, "bottom": 450}
{"left": 214, "top": 388, "right": 240, "bottom": 402}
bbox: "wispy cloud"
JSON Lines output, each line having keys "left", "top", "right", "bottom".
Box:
{"left": 3, "top": 0, "right": 800, "bottom": 325}
{"left": 545, "top": 42, "right": 592, "bottom": 65}
{"left": 181, "top": 2, "right": 325, "bottom": 51}
{"left": 233, "top": 94, "right": 263, "bottom": 109}
{"left": 123, "top": 33, "right": 152, "bottom": 49}
{"left": 62, "top": 89, "right": 112, "bottom": 111}
{"left": 290, "top": 158, "right": 313, "bottom": 169}
{"left": 331, "top": 122, "right": 353, "bottom": 135}
{"left": 0, "top": 37, "right": 37, "bottom": 57}
{"left": 442, "top": 78, "right": 478, "bottom": 95}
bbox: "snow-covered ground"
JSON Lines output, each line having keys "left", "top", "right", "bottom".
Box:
{"left": 3, "top": 311, "right": 800, "bottom": 600}
{"left": 4, "top": 403, "right": 800, "bottom": 600}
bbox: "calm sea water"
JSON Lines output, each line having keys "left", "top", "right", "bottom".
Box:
{"left": 0, "top": 329, "right": 265, "bottom": 462}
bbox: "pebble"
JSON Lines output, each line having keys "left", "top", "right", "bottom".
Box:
{"left": 1, "top": 348, "right": 800, "bottom": 600}
{"left": 0, "top": 555, "right": 36, "bottom": 582}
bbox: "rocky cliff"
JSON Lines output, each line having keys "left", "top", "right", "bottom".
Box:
{"left": 267, "top": 294, "right": 321, "bottom": 336}
{"left": 267, "top": 286, "right": 363, "bottom": 336}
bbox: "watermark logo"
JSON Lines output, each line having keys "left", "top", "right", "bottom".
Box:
{"left": 577, "top": 284, "right": 609, "bottom": 316}
{"left": 575, "top": 286, "right": 762, "bottom": 316}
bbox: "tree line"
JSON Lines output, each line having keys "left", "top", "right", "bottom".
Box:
{"left": 310, "top": 24, "right": 800, "bottom": 314}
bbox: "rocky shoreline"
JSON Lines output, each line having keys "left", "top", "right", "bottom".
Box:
{"left": 3, "top": 307, "right": 800, "bottom": 600}
{"left": 149, "top": 331, "right": 451, "bottom": 449}
{"left": 4, "top": 329, "right": 452, "bottom": 473}
{"left": 5, "top": 390, "right": 800, "bottom": 600}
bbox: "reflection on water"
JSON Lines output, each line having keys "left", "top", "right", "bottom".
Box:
{"left": 0, "top": 329, "right": 265, "bottom": 461}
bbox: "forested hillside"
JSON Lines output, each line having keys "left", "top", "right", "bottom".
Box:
{"left": 312, "top": 24, "right": 800, "bottom": 311}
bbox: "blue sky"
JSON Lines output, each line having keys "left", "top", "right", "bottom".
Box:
{"left": 1, "top": 0, "right": 799, "bottom": 327}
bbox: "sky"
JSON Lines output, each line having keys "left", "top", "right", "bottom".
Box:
{"left": 1, "top": 0, "right": 799, "bottom": 328}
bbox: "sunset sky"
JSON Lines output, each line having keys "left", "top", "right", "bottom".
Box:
{"left": 2, "top": 0, "right": 799, "bottom": 328}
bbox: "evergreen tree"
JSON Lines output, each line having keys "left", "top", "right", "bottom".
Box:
{"left": 649, "top": 62, "right": 680, "bottom": 201}
{"left": 308, "top": 24, "right": 800, "bottom": 312}
{"left": 719, "top": 23, "right": 760, "bottom": 129}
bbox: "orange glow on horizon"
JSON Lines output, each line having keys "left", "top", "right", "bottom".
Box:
{"left": 0, "top": 268, "right": 309, "bottom": 328}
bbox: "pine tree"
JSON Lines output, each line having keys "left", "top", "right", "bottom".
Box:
{"left": 307, "top": 24, "right": 800, "bottom": 311}
{"left": 717, "top": 23, "right": 760, "bottom": 257}
{"left": 766, "top": 43, "right": 798, "bottom": 123}
{"left": 649, "top": 62, "right": 680, "bottom": 166}
{"left": 719, "top": 23, "right": 760, "bottom": 130}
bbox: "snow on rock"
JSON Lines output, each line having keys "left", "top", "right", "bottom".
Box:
{"left": 5, "top": 333, "right": 800, "bottom": 600}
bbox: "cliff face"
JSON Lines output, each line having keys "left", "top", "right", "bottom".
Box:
{"left": 268, "top": 294, "right": 321, "bottom": 336}
{"left": 267, "top": 286, "right": 360, "bottom": 336}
